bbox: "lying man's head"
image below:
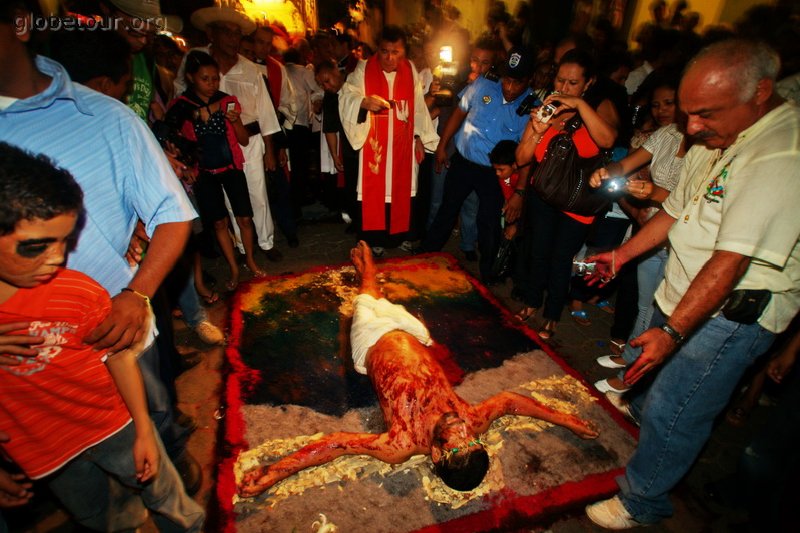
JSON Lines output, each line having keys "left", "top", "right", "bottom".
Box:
{"left": 431, "top": 412, "right": 489, "bottom": 491}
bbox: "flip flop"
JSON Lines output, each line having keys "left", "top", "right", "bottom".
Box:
{"left": 538, "top": 320, "right": 557, "bottom": 340}
{"left": 595, "top": 300, "right": 615, "bottom": 314}
{"left": 197, "top": 289, "right": 219, "bottom": 305}
{"left": 225, "top": 278, "right": 239, "bottom": 292}
{"left": 570, "top": 309, "right": 591, "bottom": 326}
{"left": 514, "top": 306, "right": 538, "bottom": 322}
{"left": 725, "top": 406, "right": 751, "bottom": 427}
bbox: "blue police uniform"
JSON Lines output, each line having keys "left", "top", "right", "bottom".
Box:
{"left": 423, "top": 76, "right": 532, "bottom": 279}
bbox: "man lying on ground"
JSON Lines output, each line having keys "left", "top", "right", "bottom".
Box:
{"left": 239, "top": 241, "right": 598, "bottom": 497}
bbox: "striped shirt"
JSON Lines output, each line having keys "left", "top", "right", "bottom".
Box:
{"left": 0, "top": 56, "right": 196, "bottom": 296}
{"left": 0, "top": 269, "right": 131, "bottom": 479}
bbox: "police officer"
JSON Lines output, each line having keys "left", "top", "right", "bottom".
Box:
{"left": 422, "top": 47, "right": 534, "bottom": 282}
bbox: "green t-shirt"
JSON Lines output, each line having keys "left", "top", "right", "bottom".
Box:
{"left": 128, "top": 52, "right": 154, "bottom": 121}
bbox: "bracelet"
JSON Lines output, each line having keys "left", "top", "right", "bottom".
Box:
{"left": 121, "top": 287, "right": 151, "bottom": 306}
{"left": 513, "top": 189, "right": 526, "bottom": 198}
{"left": 659, "top": 323, "right": 685, "bottom": 345}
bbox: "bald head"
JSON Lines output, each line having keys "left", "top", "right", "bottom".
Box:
{"left": 679, "top": 40, "right": 782, "bottom": 149}
{"left": 686, "top": 40, "right": 779, "bottom": 102}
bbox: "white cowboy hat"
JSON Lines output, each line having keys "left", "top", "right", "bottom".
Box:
{"left": 190, "top": 5, "right": 256, "bottom": 35}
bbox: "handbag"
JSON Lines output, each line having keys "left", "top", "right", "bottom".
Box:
{"left": 490, "top": 238, "right": 515, "bottom": 279}
{"left": 531, "top": 116, "right": 610, "bottom": 216}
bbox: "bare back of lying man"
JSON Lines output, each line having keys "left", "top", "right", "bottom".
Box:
{"left": 239, "top": 241, "right": 598, "bottom": 497}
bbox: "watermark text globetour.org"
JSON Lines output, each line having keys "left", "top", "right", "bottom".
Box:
{"left": 14, "top": 14, "right": 165, "bottom": 34}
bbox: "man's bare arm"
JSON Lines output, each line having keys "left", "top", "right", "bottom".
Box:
{"left": 586, "top": 209, "right": 675, "bottom": 283}
{"left": 85, "top": 221, "right": 191, "bottom": 352}
{"left": 473, "top": 392, "right": 598, "bottom": 439}
{"left": 239, "top": 431, "right": 412, "bottom": 497}
{"left": 624, "top": 250, "right": 751, "bottom": 385}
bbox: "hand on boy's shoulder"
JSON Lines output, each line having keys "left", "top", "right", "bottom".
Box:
{"left": 0, "top": 322, "right": 44, "bottom": 366}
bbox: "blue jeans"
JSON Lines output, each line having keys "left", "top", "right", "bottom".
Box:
{"left": 47, "top": 421, "right": 204, "bottom": 532}
{"left": 138, "top": 343, "right": 190, "bottom": 458}
{"left": 177, "top": 270, "right": 207, "bottom": 328}
{"left": 619, "top": 310, "right": 775, "bottom": 523}
{"left": 618, "top": 249, "right": 668, "bottom": 374}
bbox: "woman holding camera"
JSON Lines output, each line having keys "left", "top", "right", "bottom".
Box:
{"left": 511, "top": 49, "right": 619, "bottom": 339}
{"left": 589, "top": 73, "right": 688, "bottom": 393}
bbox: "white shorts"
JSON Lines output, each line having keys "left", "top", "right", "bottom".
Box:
{"left": 350, "top": 294, "right": 433, "bottom": 374}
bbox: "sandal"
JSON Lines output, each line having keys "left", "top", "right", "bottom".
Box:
{"left": 570, "top": 309, "right": 591, "bottom": 326}
{"left": 514, "top": 306, "right": 538, "bottom": 322}
{"left": 538, "top": 320, "right": 557, "bottom": 340}
{"left": 725, "top": 406, "right": 751, "bottom": 427}
{"left": 197, "top": 289, "right": 220, "bottom": 305}
{"left": 595, "top": 299, "right": 615, "bottom": 314}
{"left": 225, "top": 278, "right": 239, "bottom": 292}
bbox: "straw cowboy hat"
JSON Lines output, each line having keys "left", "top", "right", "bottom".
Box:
{"left": 190, "top": 3, "right": 256, "bottom": 35}
{"left": 107, "top": 0, "right": 162, "bottom": 29}
{"left": 107, "top": 0, "right": 183, "bottom": 33}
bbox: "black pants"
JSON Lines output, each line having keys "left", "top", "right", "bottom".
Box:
{"left": 287, "top": 125, "right": 313, "bottom": 212}
{"left": 513, "top": 192, "right": 591, "bottom": 322}
{"left": 422, "top": 152, "right": 503, "bottom": 279}
{"left": 266, "top": 167, "right": 297, "bottom": 240}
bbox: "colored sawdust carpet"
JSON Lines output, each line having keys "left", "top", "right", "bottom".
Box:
{"left": 217, "top": 254, "right": 637, "bottom": 532}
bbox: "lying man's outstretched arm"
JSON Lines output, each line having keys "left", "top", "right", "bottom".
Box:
{"left": 238, "top": 431, "right": 413, "bottom": 497}
{"left": 473, "top": 392, "right": 599, "bottom": 439}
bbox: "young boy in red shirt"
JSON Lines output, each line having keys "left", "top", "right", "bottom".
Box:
{"left": 490, "top": 140, "right": 521, "bottom": 241}
{"left": 0, "top": 142, "right": 204, "bottom": 531}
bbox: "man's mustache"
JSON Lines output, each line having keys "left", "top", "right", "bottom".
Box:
{"left": 691, "top": 130, "right": 717, "bottom": 140}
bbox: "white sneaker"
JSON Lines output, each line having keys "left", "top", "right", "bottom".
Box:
{"left": 195, "top": 320, "right": 225, "bottom": 345}
{"left": 604, "top": 391, "right": 639, "bottom": 426}
{"left": 341, "top": 212, "right": 352, "bottom": 224}
{"left": 586, "top": 495, "right": 644, "bottom": 529}
{"left": 595, "top": 378, "right": 630, "bottom": 394}
{"left": 371, "top": 246, "right": 385, "bottom": 257}
{"left": 597, "top": 355, "right": 626, "bottom": 369}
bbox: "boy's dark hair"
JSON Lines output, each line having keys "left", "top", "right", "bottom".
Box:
{"left": 185, "top": 50, "right": 218, "bottom": 77}
{"left": 49, "top": 28, "right": 132, "bottom": 84}
{"left": 377, "top": 25, "right": 407, "bottom": 48}
{"left": 434, "top": 447, "right": 490, "bottom": 491}
{"left": 0, "top": 142, "right": 84, "bottom": 236}
{"left": 489, "top": 140, "right": 518, "bottom": 166}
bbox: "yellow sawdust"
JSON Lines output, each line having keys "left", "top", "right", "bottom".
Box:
{"left": 238, "top": 258, "right": 474, "bottom": 315}
{"left": 234, "top": 375, "right": 595, "bottom": 510}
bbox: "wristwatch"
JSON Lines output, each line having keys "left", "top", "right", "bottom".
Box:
{"left": 659, "top": 323, "right": 685, "bottom": 346}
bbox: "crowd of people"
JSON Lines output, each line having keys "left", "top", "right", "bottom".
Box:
{"left": 1, "top": 0, "right": 799, "bottom": 530}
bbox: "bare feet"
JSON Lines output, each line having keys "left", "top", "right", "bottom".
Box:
{"left": 567, "top": 416, "right": 600, "bottom": 440}
{"left": 244, "top": 260, "right": 266, "bottom": 277}
{"left": 351, "top": 241, "right": 376, "bottom": 279}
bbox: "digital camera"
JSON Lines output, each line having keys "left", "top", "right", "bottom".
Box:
{"left": 603, "top": 176, "right": 629, "bottom": 194}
